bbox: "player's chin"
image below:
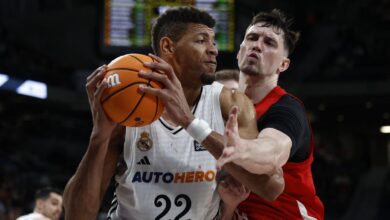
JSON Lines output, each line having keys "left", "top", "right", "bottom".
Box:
{"left": 203, "top": 63, "right": 217, "bottom": 72}
{"left": 51, "top": 215, "right": 60, "bottom": 220}
{"left": 202, "top": 71, "right": 216, "bottom": 81}
{"left": 200, "top": 72, "right": 215, "bottom": 84}
{"left": 204, "top": 67, "right": 217, "bottom": 75}
{"left": 241, "top": 65, "right": 259, "bottom": 76}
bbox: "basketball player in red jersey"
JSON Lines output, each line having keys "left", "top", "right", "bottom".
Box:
{"left": 217, "top": 9, "right": 324, "bottom": 219}
{"left": 63, "top": 7, "right": 284, "bottom": 220}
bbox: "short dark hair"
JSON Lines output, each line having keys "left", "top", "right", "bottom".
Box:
{"left": 215, "top": 69, "right": 239, "bottom": 82}
{"left": 35, "top": 187, "right": 62, "bottom": 200}
{"left": 249, "top": 9, "right": 300, "bottom": 55}
{"left": 151, "top": 6, "right": 216, "bottom": 55}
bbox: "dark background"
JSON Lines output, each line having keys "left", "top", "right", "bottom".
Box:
{"left": 1, "top": 0, "right": 390, "bottom": 219}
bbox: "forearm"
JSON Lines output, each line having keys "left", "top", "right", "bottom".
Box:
{"left": 238, "top": 138, "right": 280, "bottom": 175}
{"left": 238, "top": 129, "right": 291, "bottom": 175}
{"left": 203, "top": 132, "right": 283, "bottom": 201}
{"left": 63, "top": 134, "right": 111, "bottom": 219}
{"left": 224, "top": 163, "right": 283, "bottom": 201}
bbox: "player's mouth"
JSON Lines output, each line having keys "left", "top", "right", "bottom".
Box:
{"left": 248, "top": 53, "right": 259, "bottom": 60}
{"left": 205, "top": 61, "right": 217, "bottom": 66}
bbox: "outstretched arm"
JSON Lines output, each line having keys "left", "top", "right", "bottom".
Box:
{"left": 63, "top": 66, "right": 124, "bottom": 220}
{"left": 217, "top": 107, "right": 291, "bottom": 176}
{"left": 139, "top": 54, "right": 284, "bottom": 201}
{"left": 201, "top": 96, "right": 285, "bottom": 201}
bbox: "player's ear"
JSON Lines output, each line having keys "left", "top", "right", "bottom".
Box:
{"left": 35, "top": 199, "right": 43, "bottom": 211}
{"left": 160, "top": 37, "right": 175, "bottom": 55}
{"left": 277, "top": 57, "right": 290, "bottom": 74}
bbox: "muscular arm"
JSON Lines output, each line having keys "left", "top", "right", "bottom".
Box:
{"left": 63, "top": 66, "right": 125, "bottom": 220}
{"left": 217, "top": 97, "right": 293, "bottom": 177}
{"left": 220, "top": 128, "right": 291, "bottom": 176}
{"left": 63, "top": 127, "right": 124, "bottom": 219}
{"left": 202, "top": 88, "right": 285, "bottom": 201}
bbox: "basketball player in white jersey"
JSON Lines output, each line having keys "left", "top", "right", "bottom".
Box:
{"left": 63, "top": 7, "right": 284, "bottom": 220}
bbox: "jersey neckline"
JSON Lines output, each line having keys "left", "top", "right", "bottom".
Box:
{"left": 158, "top": 86, "right": 203, "bottom": 134}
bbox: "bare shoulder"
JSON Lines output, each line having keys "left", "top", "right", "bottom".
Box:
{"left": 220, "top": 87, "right": 256, "bottom": 121}
{"left": 219, "top": 87, "right": 258, "bottom": 138}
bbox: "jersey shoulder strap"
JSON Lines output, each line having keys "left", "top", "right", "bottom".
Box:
{"left": 255, "top": 86, "right": 286, "bottom": 118}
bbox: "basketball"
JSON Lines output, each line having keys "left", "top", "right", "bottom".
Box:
{"left": 101, "top": 53, "right": 164, "bottom": 127}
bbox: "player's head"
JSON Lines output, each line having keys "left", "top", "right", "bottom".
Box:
{"left": 237, "top": 9, "right": 300, "bottom": 77}
{"left": 215, "top": 69, "right": 239, "bottom": 89}
{"left": 151, "top": 6, "right": 218, "bottom": 79}
{"left": 34, "top": 187, "right": 63, "bottom": 220}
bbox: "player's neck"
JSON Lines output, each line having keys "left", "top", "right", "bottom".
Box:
{"left": 173, "top": 64, "right": 203, "bottom": 105}
{"left": 183, "top": 85, "right": 202, "bottom": 106}
{"left": 239, "top": 72, "right": 278, "bottom": 104}
{"left": 179, "top": 73, "right": 203, "bottom": 107}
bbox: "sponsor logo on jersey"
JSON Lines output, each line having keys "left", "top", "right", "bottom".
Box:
{"left": 132, "top": 170, "right": 216, "bottom": 184}
{"left": 137, "top": 156, "right": 151, "bottom": 165}
{"left": 137, "top": 131, "right": 153, "bottom": 151}
{"left": 194, "top": 140, "right": 206, "bottom": 151}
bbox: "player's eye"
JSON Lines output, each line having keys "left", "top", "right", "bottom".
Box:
{"left": 246, "top": 34, "right": 257, "bottom": 41}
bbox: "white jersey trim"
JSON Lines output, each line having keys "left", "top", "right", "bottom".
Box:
{"left": 297, "top": 200, "right": 317, "bottom": 220}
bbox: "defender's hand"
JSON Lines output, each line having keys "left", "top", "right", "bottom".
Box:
{"left": 218, "top": 173, "right": 250, "bottom": 209}
{"left": 217, "top": 106, "right": 249, "bottom": 169}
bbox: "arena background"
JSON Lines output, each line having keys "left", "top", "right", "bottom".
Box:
{"left": 0, "top": 0, "right": 389, "bottom": 219}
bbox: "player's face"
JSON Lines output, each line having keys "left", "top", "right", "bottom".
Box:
{"left": 38, "top": 193, "right": 63, "bottom": 220}
{"left": 237, "top": 23, "right": 289, "bottom": 77}
{"left": 174, "top": 23, "right": 218, "bottom": 78}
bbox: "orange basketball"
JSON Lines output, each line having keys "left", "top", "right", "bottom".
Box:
{"left": 101, "top": 53, "right": 164, "bottom": 127}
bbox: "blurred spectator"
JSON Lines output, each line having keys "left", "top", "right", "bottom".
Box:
{"left": 215, "top": 69, "right": 239, "bottom": 90}
{"left": 16, "top": 187, "right": 62, "bottom": 220}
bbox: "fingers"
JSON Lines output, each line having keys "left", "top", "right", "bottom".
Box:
{"left": 87, "top": 65, "right": 106, "bottom": 81}
{"left": 94, "top": 78, "right": 109, "bottom": 99}
{"left": 219, "top": 175, "right": 247, "bottom": 197}
{"left": 217, "top": 147, "right": 238, "bottom": 169}
{"left": 86, "top": 65, "right": 107, "bottom": 94}
{"left": 222, "top": 147, "right": 235, "bottom": 157}
{"left": 226, "top": 106, "right": 239, "bottom": 133}
{"left": 145, "top": 53, "right": 178, "bottom": 81}
{"left": 147, "top": 53, "right": 164, "bottom": 62}
{"left": 229, "top": 105, "right": 240, "bottom": 116}
{"left": 226, "top": 175, "right": 241, "bottom": 189}
{"left": 138, "top": 84, "right": 170, "bottom": 100}
{"left": 139, "top": 70, "right": 173, "bottom": 89}
{"left": 87, "top": 65, "right": 107, "bottom": 83}
{"left": 225, "top": 106, "right": 240, "bottom": 149}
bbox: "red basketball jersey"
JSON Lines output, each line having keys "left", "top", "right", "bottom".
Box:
{"left": 237, "top": 86, "right": 324, "bottom": 220}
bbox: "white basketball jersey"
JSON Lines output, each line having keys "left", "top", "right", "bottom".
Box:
{"left": 16, "top": 212, "right": 47, "bottom": 220}
{"left": 108, "top": 82, "right": 225, "bottom": 220}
